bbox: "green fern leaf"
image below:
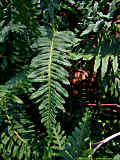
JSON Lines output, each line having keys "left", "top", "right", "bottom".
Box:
{"left": 29, "top": 27, "right": 75, "bottom": 127}
{"left": 62, "top": 118, "right": 91, "bottom": 160}
{"left": 0, "top": 95, "right": 43, "bottom": 160}
{"left": 52, "top": 123, "right": 66, "bottom": 151}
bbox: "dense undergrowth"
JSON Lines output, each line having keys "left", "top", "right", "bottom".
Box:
{"left": 0, "top": 0, "right": 120, "bottom": 159}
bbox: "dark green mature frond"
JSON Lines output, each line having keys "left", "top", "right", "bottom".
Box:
{"left": 61, "top": 118, "right": 91, "bottom": 160}
{"left": 5, "top": 71, "right": 27, "bottom": 88}
{"left": 0, "top": 70, "right": 31, "bottom": 104}
{"left": 0, "top": 95, "right": 44, "bottom": 160}
{"left": 0, "top": 73, "right": 44, "bottom": 160}
{"left": 28, "top": 27, "right": 75, "bottom": 127}
{"left": 0, "top": 71, "right": 26, "bottom": 104}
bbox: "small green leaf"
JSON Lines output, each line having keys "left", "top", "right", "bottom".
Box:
{"left": 101, "top": 56, "right": 109, "bottom": 79}
{"left": 82, "top": 55, "right": 94, "bottom": 60}
{"left": 112, "top": 56, "right": 118, "bottom": 73}
{"left": 69, "top": 53, "right": 83, "bottom": 60}
{"left": 80, "top": 24, "right": 95, "bottom": 36}
{"left": 30, "top": 86, "right": 48, "bottom": 100}
{"left": 12, "top": 145, "right": 18, "bottom": 158}
{"left": 11, "top": 95, "right": 24, "bottom": 104}
{"left": 93, "top": 20, "right": 104, "bottom": 32}
{"left": 94, "top": 56, "right": 101, "bottom": 72}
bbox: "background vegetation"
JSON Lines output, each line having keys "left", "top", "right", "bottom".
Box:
{"left": 0, "top": 0, "right": 120, "bottom": 159}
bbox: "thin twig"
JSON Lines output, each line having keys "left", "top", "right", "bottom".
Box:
{"left": 89, "top": 132, "right": 120, "bottom": 157}
{"left": 86, "top": 104, "right": 120, "bottom": 107}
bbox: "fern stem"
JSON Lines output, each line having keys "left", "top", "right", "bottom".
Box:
{"left": 14, "top": 130, "right": 27, "bottom": 144}
{"left": 89, "top": 132, "right": 120, "bottom": 157}
{"left": 47, "top": 31, "right": 57, "bottom": 126}
{"left": 3, "top": 97, "right": 27, "bottom": 144}
{"left": 6, "top": 113, "right": 27, "bottom": 144}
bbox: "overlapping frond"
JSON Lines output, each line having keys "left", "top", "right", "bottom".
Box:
{"left": 0, "top": 73, "right": 44, "bottom": 160}
{"left": 0, "top": 96, "right": 43, "bottom": 160}
{"left": 52, "top": 123, "right": 66, "bottom": 153}
{"left": 61, "top": 118, "right": 91, "bottom": 160}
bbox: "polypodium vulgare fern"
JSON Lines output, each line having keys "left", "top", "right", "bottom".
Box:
{"left": 28, "top": 26, "right": 76, "bottom": 128}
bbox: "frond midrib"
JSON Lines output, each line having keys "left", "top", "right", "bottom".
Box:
{"left": 47, "top": 31, "right": 57, "bottom": 125}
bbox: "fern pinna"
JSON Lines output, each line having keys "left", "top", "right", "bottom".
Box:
{"left": 28, "top": 27, "right": 75, "bottom": 128}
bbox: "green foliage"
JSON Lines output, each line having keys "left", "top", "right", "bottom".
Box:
{"left": 72, "top": 55, "right": 120, "bottom": 102}
{"left": 94, "top": 55, "right": 120, "bottom": 100}
{"left": 113, "top": 154, "right": 120, "bottom": 160}
{"left": 28, "top": 26, "right": 75, "bottom": 128}
{"left": 0, "top": 76, "right": 44, "bottom": 160}
{"left": 71, "top": 0, "right": 120, "bottom": 56}
{"left": 0, "top": 0, "right": 120, "bottom": 159}
{"left": 62, "top": 116, "right": 91, "bottom": 160}
{"left": 0, "top": 0, "right": 39, "bottom": 82}
{"left": 48, "top": 123, "right": 66, "bottom": 158}
{"left": 52, "top": 123, "right": 66, "bottom": 151}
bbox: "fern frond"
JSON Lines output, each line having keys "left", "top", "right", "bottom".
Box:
{"left": 0, "top": 73, "right": 45, "bottom": 160}
{"left": 0, "top": 94, "right": 44, "bottom": 160}
{"left": 52, "top": 123, "right": 66, "bottom": 151}
{"left": 28, "top": 27, "right": 75, "bottom": 127}
{"left": 61, "top": 118, "right": 91, "bottom": 160}
{"left": 0, "top": 70, "right": 31, "bottom": 104}
{"left": 42, "top": 123, "right": 66, "bottom": 158}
